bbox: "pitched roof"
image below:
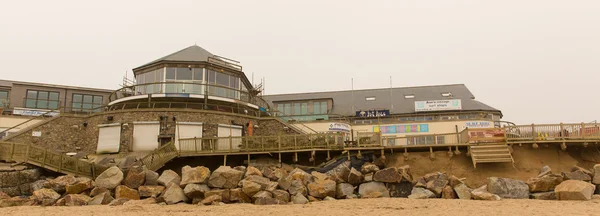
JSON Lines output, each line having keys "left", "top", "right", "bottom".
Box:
{"left": 133, "top": 45, "right": 215, "bottom": 71}
{"left": 262, "top": 84, "right": 501, "bottom": 116}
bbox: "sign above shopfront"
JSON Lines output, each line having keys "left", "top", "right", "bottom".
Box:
{"left": 328, "top": 123, "right": 351, "bottom": 133}
{"left": 356, "top": 109, "right": 390, "bottom": 118}
{"left": 415, "top": 99, "right": 462, "bottom": 112}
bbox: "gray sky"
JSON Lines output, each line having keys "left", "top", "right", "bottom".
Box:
{"left": 1, "top": 0, "right": 598, "bottom": 124}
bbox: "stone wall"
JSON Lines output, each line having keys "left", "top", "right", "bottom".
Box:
{"left": 0, "top": 165, "right": 43, "bottom": 196}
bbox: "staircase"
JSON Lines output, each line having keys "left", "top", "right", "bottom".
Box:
{"left": 469, "top": 142, "right": 514, "bottom": 168}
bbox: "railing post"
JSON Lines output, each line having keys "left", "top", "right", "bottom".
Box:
{"left": 531, "top": 124, "right": 535, "bottom": 141}
{"left": 326, "top": 135, "right": 329, "bottom": 149}
{"left": 25, "top": 145, "right": 30, "bottom": 162}
{"left": 434, "top": 134, "right": 438, "bottom": 144}
{"left": 560, "top": 123, "right": 564, "bottom": 140}
{"left": 194, "top": 138, "right": 198, "bottom": 153}
{"left": 261, "top": 136, "right": 265, "bottom": 151}
{"left": 294, "top": 134, "right": 297, "bottom": 150}
{"left": 278, "top": 135, "right": 282, "bottom": 151}
{"left": 10, "top": 143, "right": 15, "bottom": 160}
{"left": 229, "top": 136, "right": 233, "bottom": 153}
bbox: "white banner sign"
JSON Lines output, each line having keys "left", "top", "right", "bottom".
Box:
{"left": 415, "top": 99, "right": 462, "bottom": 112}
{"left": 13, "top": 107, "right": 60, "bottom": 117}
{"left": 463, "top": 121, "right": 493, "bottom": 129}
{"left": 328, "top": 123, "right": 351, "bottom": 133}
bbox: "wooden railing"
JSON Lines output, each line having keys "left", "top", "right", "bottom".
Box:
{"left": 138, "top": 142, "right": 178, "bottom": 171}
{"left": 382, "top": 129, "right": 471, "bottom": 147}
{"left": 505, "top": 123, "right": 600, "bottom": 143}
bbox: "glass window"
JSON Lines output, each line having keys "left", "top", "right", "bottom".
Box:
{"left": 313, "top": 102, "right": 321, "bottom": 114}
{"left": 25, "top": 90, "right": 59, "bottom": 110}
{"left": 277, "top": 104, "right": 284, "bottom": 116}
{"left": 193, "top": 68, "right": 203, "bottom": 81}
{"left": 0, "top": 90, "right": 8, "bottom": 107}
{"left": 293, "top": 103, "right": 301, "bottom": 115}
{"left": 230, "top": 76, "right": 239, "bottom": 89}
{"left": 284, "top": 104, "right": 292, "bottom": 115}
{"left": 320, "top": 102, "right": 327, "bottom": 114}
{"left": 301, "top": 103, "right": 308, "bottom": 115}
{"left": 156, "top": 68, "right": 164, "bottom": 82}
{"left": 216, "top": 72, "right": 229, "bottom": 86}
{"left": 176, "top": 68, "right": 193, "bottom": 80}
{"left": 166, "top": 68, "right": 176, "bottom": 79}
{"left": 72, "top": 93, "right": 103, "bottom": 112}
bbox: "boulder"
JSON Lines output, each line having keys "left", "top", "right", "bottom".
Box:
{"left": 387, "top": 182, "right": 412, "bottom": 198}
{"left": 471, "top": 186, "right": 501, "bottom": 201}
{"left": 47, "top": 175, "right": 77, "bottom": 193}
{"left": 108, "top": 198, "right": 130, "bottom": 206}
{"left": 415, "top": 177, "right": 427, "bottom": 188}
{"left": 571, "top": 165, "right": 593, "bottom": 177}
{"left": 200, "top": 195, "right": 222, "bottom": 205}
{"left": 373, "top": 167, "right": 402, "bottom": 183}
{"left": 348, "top": 168, "right": 364, "bottom": 186}
{"left": 291, "top": 194, "right": 309, "bottom": 204}
{"left": 0, "top": 197, "right": 34, "bottom": 207}
{"left": 265, "top": 181, "right": 278, "bottom": 192}
{"left": 593, "top": 164, "right": 600, "bottom": 185}
{"left": 311, "top": 171, "right": 331, "bottom": 181}
{"left": 442, "top": 186, "right": 457, "bottom": 199}
{"left": 183, "top": 184, "right": 209, "bottom": 200}
{"left": 205, "top": 189, "right": 231, "bottom": 203}
{"left": 538, "top": 165, "right": 552, "bottom": 177}
{"left": 364, "top": 173, "right": 373, "bottom": 182}
{"left": 426, "top": 178, "right": 449, "bottom": 197}
{"left": 448, "top": 175, "right": 464, "bottom": 187}
{"left": 245, "top": 166, "right": 263, "bottom": 178}
{"left": 88, "top": 192, "right": 115, "bottom": 205}
{"left": 288, "top": 180, "right": 308, "bottom": 196}
{"left": 397, "top": 165, "right": 413, "bottom": 183}
{"left": 530, "top": 192, "right": 556, "bottom": 200}
{"left": 208, "top": 166, "right": 244, "bottom": 189}
{"left": 323, "top": 196, "right": 336, "bottom": 201}
{"left": 307, "top": 178, "right": 336, "bottom": 198}
{"left": 563, "top": 170, "right": 592, "bottom": 182}
{"left": 263, "top": 167, "right": 288, "bottom": 182}
{"left": 408, "top": 187, "right": 436, "bottom": 199}
{"left": 325, "top": 161, "right": 351, "bottom": 183}
{"left": 487, "top": 177, "right": 529, "bottom": 199}
{"left": 252, "top": 191, "right": 279, "bottom": 205}
{"left": 180, "top": 166, "right": 211, "bottom": 186}
{"left": 64, "top": 194, "right": 92, "bottom": 206}
{"left": 526, "top": 174, "right": 564, "bottom": 192}
{"left": 115, "top": 185, "right": 140, "bottom": 200}
{"left": 123, "top": 198, "right": 157, "bottom": 205}
{"left": 554, "top": 180, "right": 595, "bottom": 200}
{"left": 158, "top": 170, "right": 182, "bottom": 187}
{"left": 272, "top": 189, "right": 290, "bottom": 203}
{"left": 145, "top": 169, "right": 160, "bottom": 186}
{"left": 287, "top": 168, "right": 314, "bottom": 186}
{"left": 360, "top": 162, "right": 380, "bottom": 174}
{"left": 31, "top": 188, "right": 61, "bottom": 206}
{"left": 358, "top": 182, "right": 390, "bottom": 198}
{"left": 424, "top": 172, "right": 443, "bottom": 182}
{"left": 66, "top": 177, "right": 94, "bottom": 194}
{"left": 234, "top": 166, "right": 247, "bottom": 174}
{"left": 31, "top": 180, "right": 49, "bottom": 192}
{"left": 336, "top": 183, "right": 357, "bottom": 199}
{"left": 95, "top": 166, "right": 124, "bottom": 190}
{"left": 308, "top": 196, "right": 320, "bottom": 202}
{"left": 159, "top": 183, "right": 189, "bottom": 204}
{"left": 90, "top": 187, "right": 111, "bottom": 197}
{"left": 139, "top": 185, "right": 165, "bottom": 198}
{"left": 240, "top": 175, "right": 272, "bottom": 191}
{"left": 454, "top": 183, "right": 472, "bottom": 200}
{"left": 54, "top": 198, "right": 66, "bottom": 206}
{"left": 229, "top": 188, "right": 252, "bottom": 203}
{"left": 0, "top": 192, "right": 10, "bottom": 200}
{"left": 242, "top": 181, "right": 262, "bottom": 197}
{"left": 123, "top": 166, "right": 146, "bottom": 189}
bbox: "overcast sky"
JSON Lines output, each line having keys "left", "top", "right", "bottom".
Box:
{"left": 1, "top": 1, "right": 598, "bottom": 124}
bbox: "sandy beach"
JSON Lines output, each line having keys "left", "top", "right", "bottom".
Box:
{"left": 1, "top": 198, "right": 598, "bottom": 216}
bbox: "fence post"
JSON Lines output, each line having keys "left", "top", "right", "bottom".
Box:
{"left": 194, "top": 138, "right": 198, "bottom": 153}
{"left": 278, "top": 135, "right": 282, "bottom": 151}
{"left": 229, "top": 136, "right": 233, "bottom": 153}
{"left": 25, "top": 145, "right": 30, "bottom": 162}
{"left": 10, "top": 143, "right": 15, "bottom": 160}
{"left": 294, "top": 134, "right": 297, "bottom": 150}
{"left": 326, "top": 135, "right": 329, "bottom": 149}
{"left": 560, "top": 123, "right": 564, "bottom": 140}
{"left": 261, "top": 136, "right": 265, "bottom": 151}
{"left": 531, "top": 124, "right": 535, "bottom": 142}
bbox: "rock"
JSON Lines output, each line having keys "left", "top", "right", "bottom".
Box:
{"left": 448, "top": 175, "right": 464, "bottom": 187}
{"left": 0, "top": 197, "right": 33, "bottom": 207}
{"left": 325, "top": 161, "right": 351, "bottom": 183}
{"left": 183, "top": 184, "right": 209, "bottom": 200}
{"left": 88, "top": 192, "right": 115, "bottom": 205}
{"left": 323, "top": 196, "right": 336, "bottom": 201}
{"left": 90, "top": 187, "right": 111, "bottom": 197}
{"left": 487, "top": 177, "right": 529, "bottom": 199}
{"left": 139, "top": 185, "right": 165, "bottom": 198}
{"left": 358, "top": 182, "right": 390, "bottom": 198}
{"left": 288, "top": 168, "right": 314, "bottom": 186}
{"left": 360, "top": 162, "right": 380, "bottom": 174}
{"left": 311, "top": 171, "right": 331, "bottom": 181}
{"left": 308, "top": 196, "right": 320, "bottom": 202}
{"left": 95, "top": 166, "right": 124, "bottom": 190}
{"left": 208, "top": 166, "right": 244, "bottom": 189}
{"left": 307, "top": 178, "right": 336, "bottom": 198}
{"left": 387, "top": 182, "right": 412, "bottom": 198}
{"left": 397, "top": 165, "right": 413, "bottom": 183}
{"left": 229, "top": 188, "right": 252, "bottom": 203}
{"left": 47, "top": 175, "right": 77, "bottom": 193}
{"left": 526, "top": 174, "right": 564, "bottom": 192}
{"left": 205, "top": 189, "right": 231, "bottom": 203}
{"left": 123, "top": 166, "right": 146, "bottom": 189}
{"left": 415, "top": 177, "right": 427, "bottom": 188}
{"left": 454, "top": 183, "right": 473, "bottom": 200}
{"left": 252, "top": 191, "right": 280, "bottom": 205}
{"left": 234, "top": 166, "right": 247, "bottom": 174}
{"left": 288, "top": 180, "right": 308, "bottom": 196}
{"left": 530, "top": 192, "right": 556, "bottom": 200}
{"left": 180, "top": 166, "right": 211, "bottom": 187}
{"left": 31, "top": 188, "right": 61, "bottom": 206}
{"left": 373, "top": 167, "right": 402, "bottom": 183}
{"left": 364, "top": 173, "right": 373, "bottom": 182}
{"left": 145, "top": 169, "right": 160, "bottom": 185}
{"left": 66, "top": 177, "right": 94, "bottom": 194}
{"left": 115, "top": 185, "right": 140, "bottom": 200}
{"left": 54, "top": 198, "right": 65, "bottom": 206}
{"left": 348, "top": 168, "right": 364, "bottom": 186}
{"left": 424, "top": 172, "right": 442, "bottom": 182}
{"left": 263, "top": 167, "right": 288, "bottom": 182}
{"left": 593, "top": 194, "right": 600, "bottom": 200}
{"left": 563, "top": 170, "right": 592, "bottom": 182}
{"left": 123, "top": 198, "right": 157, "bottom": 205}
{"left": 242, "top": 181, "right": 262, "bottom": 197}
{"left": 291, "top": 194, "right": 309, "bottom": 204}
{"left": 554, "top": 180, "right": 595, "bottom": 200}
{"left": 0, "top": 192, "right": 10, "bottom": 200}
{"left": 265, "top": 182, "right": 278, "bottom": 192}
{"left": 64, "top": 194, "right": 92, "bottom": 206}
{"left": 571, "top": 165, "right": 593, "bottom": 177}
{"left": 593, "top": 164, "right": 600, "bottom": 185}
{"left": 426, "top": 178, "right": 449, "bottom": 197}
{"left": 442, "top": 185, "right": 457, "bottom": 199}
{"left": 159, "top": 183, "right": 189, "bottom": 204}
{"left": 272, "top": 189, "right": 290, "bottom": 203}
{"left": 158, "top": 170, "right": 182, "bottom": 187}
{"left": 336, "top": 183, "right": 357, "bottom": 199}
{"left": 240, "top": 175, "right": 272, "bottom": 190}
{"left": 31, "top": 180, "right": 49, "bottom": 192}
{"left": 408, "top": 187, "right": 436, "bottom": 199}
{"left": 471, "top": 186, "right": 501, "bottom": 201}
{"left": 539, "top": 165, "right": 552, "bottom": 177}
{"left": 108, "top": 198, "right": 130, "bottom": 206}
{"left": 200, "top": 195, "right": 222, "bottom": 205}
{"left": 245, "top": 166, "right": 263, "bottom": 178}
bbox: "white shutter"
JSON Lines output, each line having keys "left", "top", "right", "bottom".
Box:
{"left": 175, "top": 122, "right": 203, "bottom": 150}
{"left": 133, "top": 122, "right": 160, "bottom": 152}
{"left": 96, "top": 123, "right": 121, "bottom": 154}
{"left": 217, "top": 124, "right": 243, "bottom": 151}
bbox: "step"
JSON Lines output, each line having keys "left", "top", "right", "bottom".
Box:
{"left": 474, "top": 158, "right": 514, "bottom": 163}
{"left": 470, "top": 145, "right": 509, "bottom": 149}
{"left": 471, "top": 149, "right": 510, "bottom": 153}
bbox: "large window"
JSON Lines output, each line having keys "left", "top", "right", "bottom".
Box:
{"left": 72, "top": 94, "right": 103, "bottom": 112}
{"left": 277, "top": 102, "right": 309, "bottom": 116}
{"left": 207, "top": 70, "right": 240, "bottom": 98}
{"left": 25, "top": 90, "right": 59, "bottom": 109}
{"left": 313, "top": 101, "right": 327, "bottom": 114}
{"left": 0, "top": 91, "right": 8, "bottom": 107}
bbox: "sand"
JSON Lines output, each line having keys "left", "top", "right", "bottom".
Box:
{"left": 1, "top": 198, "right": 599, "bottom": 216}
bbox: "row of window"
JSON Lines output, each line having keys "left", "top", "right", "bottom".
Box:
{"left": 24, "top": 90, "right": 103, "bottom": 112}
{"left": 354, "top": 113, "right": 500, "bottom": 124}
{"left": 276, "top": 101, "right": 328, "bottom": 116}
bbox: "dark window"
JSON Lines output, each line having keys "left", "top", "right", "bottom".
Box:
{"left": 166, "top": 68, "right": 176, "bottom": 79}
{"left": 193, "top": 68, "right": 203, "bottom": 81}
{"left": 176, "top": 68, "right": 193, "bottom": 80}
{"left": 0, "top": 90, "right": 8, "bottom": 107}
{"left": 72, "top": 93, "right": 103, "bottom": 112}
{"left": 25, "top": 90, "right": 60, "bottom": 109}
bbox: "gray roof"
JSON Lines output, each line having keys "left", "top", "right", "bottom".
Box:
{"left": 134, "top": 45, "right": 215, "bottom": 71}
{"left": 263, "top": 84, "right": 501, "bottom": 116}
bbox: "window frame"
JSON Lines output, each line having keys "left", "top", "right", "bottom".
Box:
{"left": 71, "top": 93, "right": 103, "bottom": 112}
{"left": 0, "top": 90, "right": 9, "bottom": 107}
{"left": 25, "top": 90, "right": 60, "bottom": 110}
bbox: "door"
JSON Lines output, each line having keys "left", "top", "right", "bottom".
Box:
{"left": 133, "top": 122, "right": 160, "bottom": 152}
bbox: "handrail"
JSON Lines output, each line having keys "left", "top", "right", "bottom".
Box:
{"left": 105, "top": 101, "right": 265, "bottom": 117}
{"left": 0, "top": 107, "right": 63, "bottom": 137}
{"left": 269, "top": 110, "right": 318, "bottom": 134}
